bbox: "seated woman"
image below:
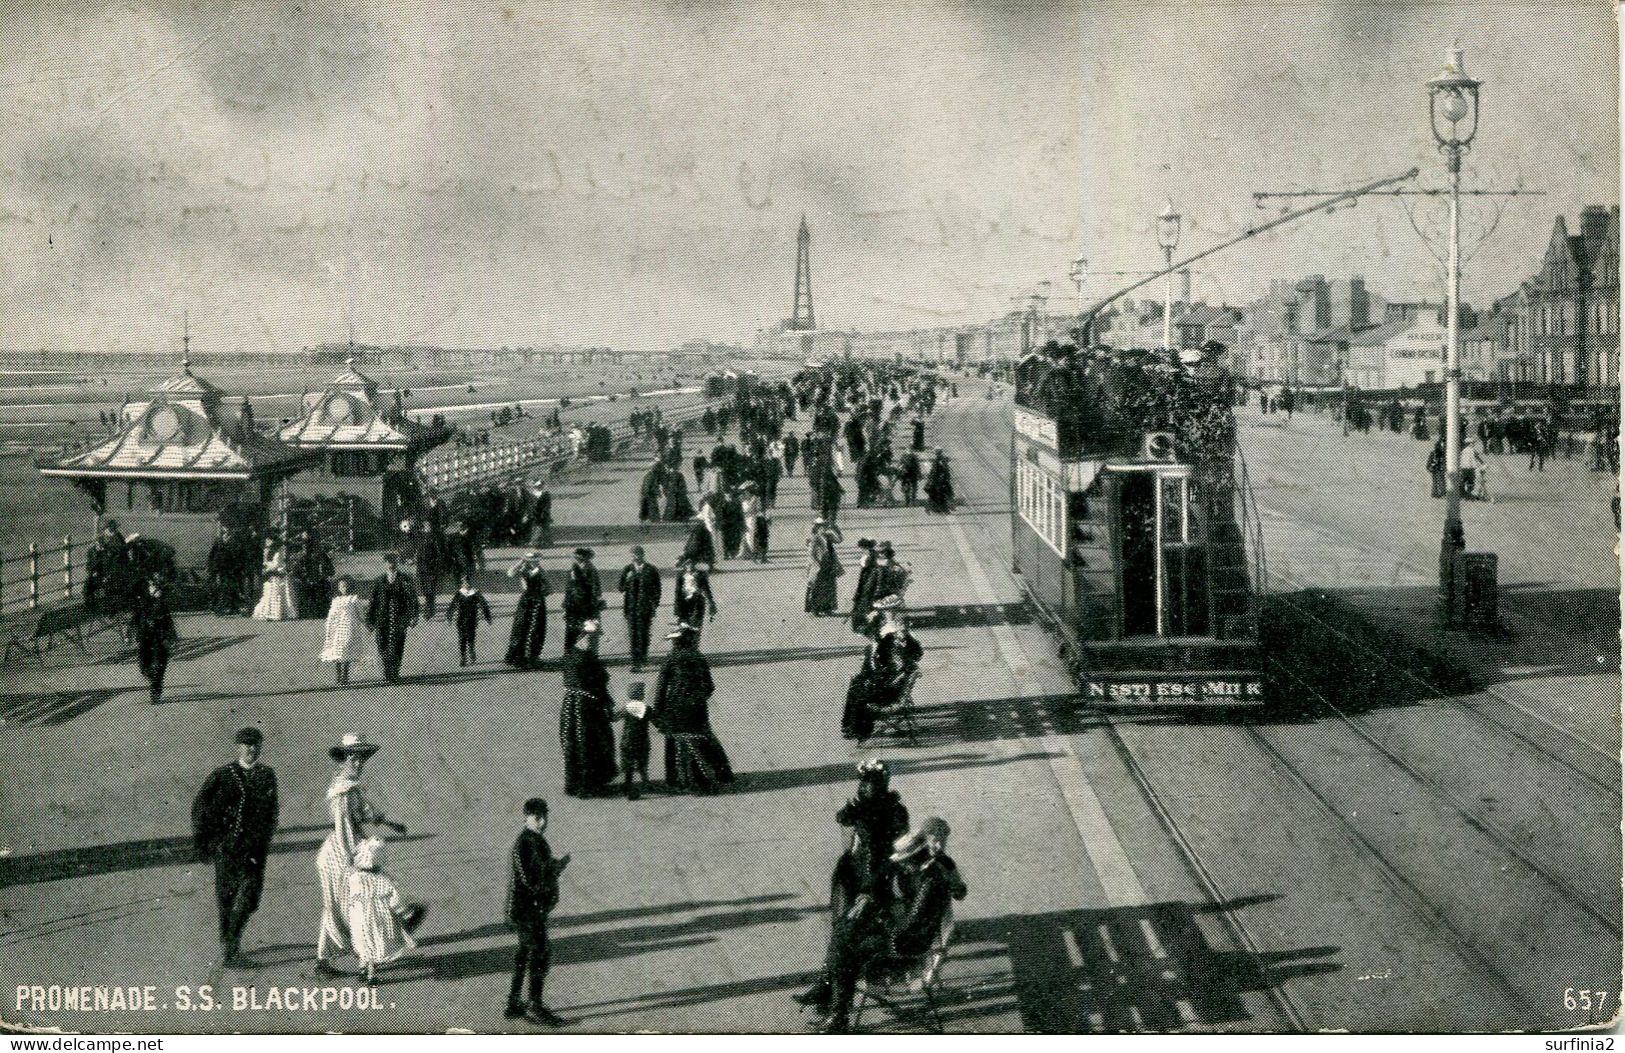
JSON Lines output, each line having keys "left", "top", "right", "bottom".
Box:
{"left": 805, "top": 817, "right": 968, "bottom": 1033}
{"left": 840, "top": 597, "right": 924, "bottom": 742}
{"left": 797, "top": 761, "right": 910, "bottom": 1012}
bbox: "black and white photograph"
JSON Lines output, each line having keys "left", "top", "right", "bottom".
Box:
{"left": 0, "top": 0, "right": 1619, "bottom": 1039}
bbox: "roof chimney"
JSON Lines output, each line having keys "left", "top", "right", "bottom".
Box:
{"left": 1580, "top": 206, "right": 1610, "bottom": 243}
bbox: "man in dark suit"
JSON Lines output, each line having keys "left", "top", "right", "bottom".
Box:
{"left": 366, "top": 553, "right": 419, "bottom": 682}
{"left": 617, "top": 545, "right": 662, "bottom": 673}
{"left": 412, "top": 520, "right": 445, "bottom": 618}
{"left": 506, "top": 798, "right": 568, "bottom": 1027}
{"left": 191, "top": 727, "right": 279, "bottom": 969}
{"left": 561, "top": 547, "right": 604, "bottom": 652}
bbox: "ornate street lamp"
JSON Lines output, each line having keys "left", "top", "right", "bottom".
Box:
{"left": 1428, "top": 47, "right": 1481, "bottom": 623}
{"left": 1157, "top": 201, "right": 1182, "bottom": 350}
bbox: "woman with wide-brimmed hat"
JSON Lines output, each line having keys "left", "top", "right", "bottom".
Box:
{"left": 315, "top": 734, "right": 402, "bottom": 977}
{"left": 558, "top": 620, "right": 619, "bottom": 798}
{"left": 650, "top": 623, "right": 733, "bottom": 794}
{"left": 804, "top": 517, "right": 844, "bottom": 617}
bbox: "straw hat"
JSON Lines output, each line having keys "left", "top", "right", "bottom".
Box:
{"left": 329, "top": 732, "right": 380, "bottom": 762}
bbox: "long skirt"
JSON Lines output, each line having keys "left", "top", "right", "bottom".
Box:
{"left": 505, "top": 598, "right": 547, "bottom": 667}
{"left": 252, "top": 576, "right": 298, "bottom": 621}
{"left": 841, "top": 670, "right": 885, "bottom": 739}
{"left": 806, "top": 569, "right": 839, "bottom": 615}
{"left": 560, "top": 688, "right": 618, "bottom": 797}
{"left": 663, "top": 730, "right": 734, "bottom": 794}
{"left": 664, "top": 487, "right": 695, "bottom": 522}
{"left": 315, "top": 836, "right": 353, "bottom": 960}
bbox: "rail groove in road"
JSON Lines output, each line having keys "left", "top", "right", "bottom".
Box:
{"left": 1262, "top": 655, "right": 1621, "bottom": 937}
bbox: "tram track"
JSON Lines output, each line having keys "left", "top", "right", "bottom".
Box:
{"left": 940, "top": 385, "right": 1619, "bottom": 1029}
{"left": 939, "top": 390, "right": 1310, "bottom": 1032}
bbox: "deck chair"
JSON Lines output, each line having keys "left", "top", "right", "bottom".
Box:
{"left": 868, "top": 669, "right": 922, "bottom": 746}
{"left": 852, "top": 907, "right": 955, "bottom": 1033}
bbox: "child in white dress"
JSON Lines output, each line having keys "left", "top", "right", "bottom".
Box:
{"left": 345, "top": 836, "right": 423, "bottom": 985}
{"left": 320, "top": 576, "right": 368, "bottom": 684}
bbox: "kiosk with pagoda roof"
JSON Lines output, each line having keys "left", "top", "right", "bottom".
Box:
{"left": 275, "top": 357, "right": 449, "bottom": 546}
{"left": 38, "top": 352, "right": 311, "bottom": 569}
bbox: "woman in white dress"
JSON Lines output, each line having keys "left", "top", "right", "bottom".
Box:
{"left": 320, "top": 576, "right": 368, "bottom": 684}
{"left": 315, "top": 734, "right": 401, "bottom": 978}
{"left": 251, "top": 538, "right": 298, "bottom": 621}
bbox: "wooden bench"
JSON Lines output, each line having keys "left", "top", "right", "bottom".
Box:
{"left": 31, "top": 603, "right": 119, "bottom": 657}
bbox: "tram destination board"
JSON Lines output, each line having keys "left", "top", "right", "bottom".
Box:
{"left": 1081, "top": 673, "right": 1266, "bottom": 705}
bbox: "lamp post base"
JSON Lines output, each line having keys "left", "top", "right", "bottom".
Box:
{"left": 1438, "top": 516, "right": 1466, "bottom": 625}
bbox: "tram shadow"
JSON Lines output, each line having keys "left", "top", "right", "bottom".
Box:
{"left": 946, "top": 899, "right": 1341, "bottom": 1033}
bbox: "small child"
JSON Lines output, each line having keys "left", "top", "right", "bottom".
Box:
{"left": 445, "top": 574, "right": 494, "bottom": 666}
{"left": 617, "top": 682, "right": 651, "bottom": 800}
{"left": 345, "top": 836, "right": 426, "bottom": 985}
{"left": 320, "top": 575, "right": 368, "bottom": 685}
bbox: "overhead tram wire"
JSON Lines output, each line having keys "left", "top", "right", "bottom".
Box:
{"left": 1076, "top": 168, "right": 1422, "bottom": 341}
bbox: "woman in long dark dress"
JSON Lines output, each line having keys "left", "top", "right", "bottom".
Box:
{"left": 923, "top": 449, "right": 954, "bottom": 514}
{"left": 840, "top": 603, "right": 923, "bottom": 741}
{"left": 558, "top": 620, "right": 618, "bottom": 797}
{"left": 650, "top": 626, "right": 733, "bottom": 794}
{"left": 505, "top": 551, "right": 551, "bottom": 668}
{"left": 795, "top": 760, "right": 910, "bottom": 1010}
{"left": 293, "top": 529, "right": 334, "bottom": 619}
{"left": 663, "top": 468, "right": 695, "bottom": 522}
{"left": 804, "top": 519, "right": 844, "bottom": 616}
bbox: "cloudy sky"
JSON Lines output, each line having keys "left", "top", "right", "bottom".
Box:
{"left": 1, "top": 0, "right": 1617, "bottom": 354}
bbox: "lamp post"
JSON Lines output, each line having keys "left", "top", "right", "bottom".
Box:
{"left": 1428, "top": 47, "right": 1481, "bottom": 623}
{"left": 1069, "top": 256, "right": 1088, "bottom": 342}
{"left": 1157, "top": 201, "right": 1182, "bottom": 350}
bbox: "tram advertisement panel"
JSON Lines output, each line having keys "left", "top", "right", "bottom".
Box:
{"left": 1081, "top": 675, "right": 1265, "bottom": 705}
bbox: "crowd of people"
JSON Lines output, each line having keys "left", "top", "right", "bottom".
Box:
{"left": 140, "top": 359, "right": 975, "bottom": 1032}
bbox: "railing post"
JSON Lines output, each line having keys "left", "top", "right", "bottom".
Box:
{"left": 28, "top": 542, "right": 39, "bottom": 610}
{"left": 346, "top": 498, "right": 356, "bottom": 552}
{"left": 63, "top": 535, "right": 73, "bottom": 602}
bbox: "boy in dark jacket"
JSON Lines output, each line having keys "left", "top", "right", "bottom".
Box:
{"left": 506, "top": 798, "right": 569, "bottom": 1026}
{"left": 445, "top": 575, "right": 494, "bottom": 666}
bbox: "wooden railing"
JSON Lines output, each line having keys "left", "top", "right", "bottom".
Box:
{"left": 0, "top": 536, "right": 84, "bottom": 617}
{"left": 416, "top": 400, "right": 714, "bottom": 495}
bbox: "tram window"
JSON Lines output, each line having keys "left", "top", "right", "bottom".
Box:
{"left": 1119, "top": 473, "right": 1158, "bottom": 636}
{"left": 1160, "top": 474, "right": 1211, "bottom": 638}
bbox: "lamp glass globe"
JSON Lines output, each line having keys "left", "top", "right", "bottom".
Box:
{"left": 1440, "top": 90, "right": 1469, "bottom": 124}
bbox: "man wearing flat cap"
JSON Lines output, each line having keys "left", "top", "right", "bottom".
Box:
{"left": 191, "top": 727, "right": 279, "bottom": 968}
{"left": 561, "top": 547, "right": 604, "bottom": 653}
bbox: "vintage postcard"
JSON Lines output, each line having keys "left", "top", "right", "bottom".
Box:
{"left": 0, "top": 0, "right": 1619, "bottom": 1040}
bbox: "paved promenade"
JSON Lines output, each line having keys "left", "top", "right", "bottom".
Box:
{"left": 2, "top": 387, "right": 1275, "bottom": 1035}
{"left": 0, "top": 383, "right": 1615, "bottom": 1034}
{"left": 1237, "top": 402, "right": 1619, "bottom": 756}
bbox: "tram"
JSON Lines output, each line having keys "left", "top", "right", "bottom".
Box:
{"left": 1011, "top": 341, "right": 1266, "bottom": 707}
